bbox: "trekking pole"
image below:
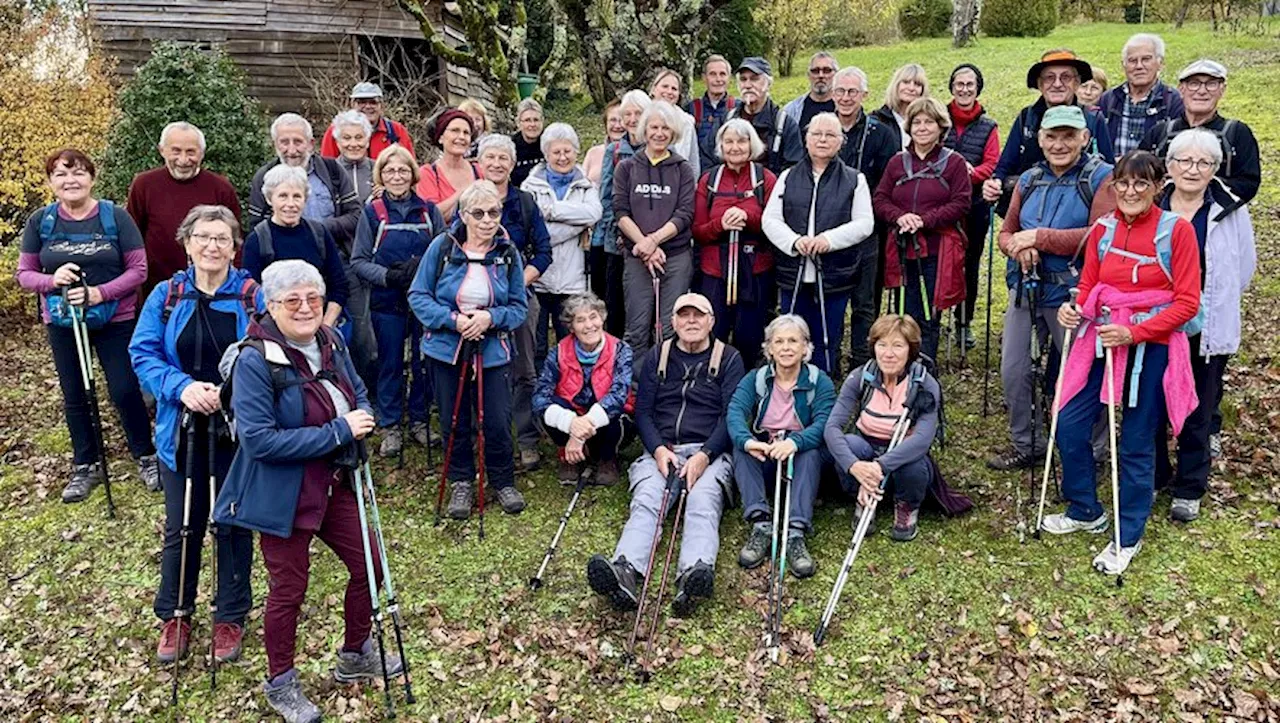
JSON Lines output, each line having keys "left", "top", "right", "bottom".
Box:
{"left": 768, "top": 448, "right": 795, "bottom": 663}
{"left": 206, "top": 416, "right": 219, "bottom": 691}
{"left": 398, "top": 336, "right": 410, "bottom": 470}
{"left": 433, "top": 345, "right": 473, "bottom": 527}
{"left": 764, "top": 448, "right": 784, "bottom": 655}
{"left": 171, "top": 412, "right": 197, "bottom": 709}
{"left": 1034, "top": 288, "right": 1078, "bottom": 540}
{"left": 638, "top": 471, "right": 688, "bottom": 681}
{"left": 624, "top": 468, "right": 681, "bottom": 667}
{"left": 358, "top": 441, "right": 417, "bottom": 705}
{"left": 1020, "top": 266, "right": 1042, "bottom": 544}
{"left": 814, "top": 258, "right": 832, "bottom": 373}
{"left": 727, "top": 231, "right": 739, "bottom": 306}
{"left": 814, "top": 408, "right": 911, "bottom": 646}
{"left": 651, "top": 270, "right": 662, "bottom": 347}
{"left": 982, "top": 207, "right": 995, "bottom": 417}
{"left": 1099, "top": 307, "right": 1124, "bottom": 588}
{"left": 67, "top": 284, "right": 115, "bottom": 518}
{"left": 530, "top": 472, "right": 589, "bottom": 591}
{"left": 350, "top": 441, "right": 395, "bottom": 718}
{"left": 787, "top": 262, "right": 804, "bottom": 315}
{"left": 473, "top": 345, "right": 487, "bottom": 541}
{"left": 895, "top": 232, "right": 910, "bottom": 316}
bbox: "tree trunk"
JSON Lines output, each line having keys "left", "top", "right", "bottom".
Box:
{"left": 1175, "top": 0, "right": 1192, "bottom": 27}
{"left": 952, "top": 0, "right": 979, "bottom": 48}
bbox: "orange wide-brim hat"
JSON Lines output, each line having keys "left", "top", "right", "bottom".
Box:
{"left": 1025, "top": 50, "right": 1093, "bottom": 89}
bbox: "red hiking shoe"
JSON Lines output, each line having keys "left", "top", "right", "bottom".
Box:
{"left": 213, "top": 622, "right": 244, "bottom": 663}
{"left": 156, "top": 618, "right": 191, "bottom": 663}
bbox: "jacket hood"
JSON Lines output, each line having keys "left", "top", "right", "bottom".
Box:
{"left": 638, "top": 150, "right": 688, "bottom": 169}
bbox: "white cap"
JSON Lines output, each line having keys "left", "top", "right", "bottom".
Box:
{"left": 350, "top": 82, "right": 383, "bottom": 99}
{"left": 1177, "top": 59, "right": 1227, "bottom": 82}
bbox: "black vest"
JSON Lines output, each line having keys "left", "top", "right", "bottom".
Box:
{"left": 777, "top": 159, "right": 862, "bottom": 293}
{"left": 945, "top": 114, "right": 996, "bottom": 202}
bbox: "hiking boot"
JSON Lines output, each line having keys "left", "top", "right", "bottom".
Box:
{"left": 853, "top": 503, "right": 877, "bottom": 536}
{"left": 737, "top": 524, "right": 772, "bottom": 569}
{"left": 410, "top": 422, "right": 431, "bottom": 447}
{"left": 594, "top": 459, "right": 621, "bottom": 487}
{"left": 558, "top": 458, "right": 580, "bottom": 486}
{"left": 379, "top": 427, "right": 403, "bottom": 458}
{"left": 334, "top": 639, "right": 404, "bottom": 684}
{"left": 263, "top": 669, "right": 321, "bottom": 723}
{"left": 493, "top": 485, "right": 526, "bottom": 514}
{"left": 786, "top": 534, "right": 816, "bottom": 578}
{"left": 586, "top": 554, "right": 641, "bottom": 611}
{"left": 213, "top": 622, "right": 243, "bottom": 663}
{"left": 1040, "top": 512, "right": 1109, "bottom": 535}
{"left": 1092, "top": 540, "right": 1142, "bottom": 576}
{"left": 959, "top": 325, "right": 976, "bottom": 351}
{"left": 62, "top": 463, "right": 101, "bottom": 503}
{"left": 986, "top": 447, "right": 1043, "bottom": 471}
{"left": 138, "top": 454, "right": 161, "bottom": 493}
{"left": 1170, "top": 497, "right": 1201, "bottom": 523}
{"left": 671, "top": 560, "right": 714, "bottom": 618}
{"left": 519, "top": 448, "right": 542, "bottom": 472}
{"left": 1209, "top": 433, "right": 1222, "bottom": 459}
{"left": 891, "top": 502, "right": 919, "bottom": 542}
{"left": 447, "top": 480, "right": 473, "bottom": 519}
{"left": 156, "top": 618, "right": 191, "bottom": 663}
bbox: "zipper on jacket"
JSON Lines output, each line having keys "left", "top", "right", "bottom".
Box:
{"left": 673, "top": 359, "right": 703, "bottom": 445}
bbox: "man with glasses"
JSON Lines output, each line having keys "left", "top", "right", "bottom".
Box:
{"left": 982, "top": 50, "right": 1113, "bottom": 214}
{"left": 1097, "top": 34, "right": 1183, "bottom": 158}
{"left": 320, "top": 82, "right": 415, "bottom": 161}
{"left": 783, "top": 51, "right": 839, "bottom": 134}
{"left": 727, "top": 57, "right": 803, "bottom": 175}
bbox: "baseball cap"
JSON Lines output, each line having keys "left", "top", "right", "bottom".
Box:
{"left": 736, "top": 57, "right": 773, "bottom": 78}
{"left": 1041, "top": 105, "right": 1087, "bottom": 130}
{"left": 350, "top": 82, "right": 384, "bottom": 100}
{"left": 1178, "top": 59, "right": 1227, "bottom": 82}
{"left": 673, "top": 293, "right": 713, "bottom": 315}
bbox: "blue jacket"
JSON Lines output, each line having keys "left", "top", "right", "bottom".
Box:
{"left": 213, "top": 321, "right": 371, "bottom": 538}
{"left": 350, "top": 193, "right": 445, "bottom": 315}
{"left": 407, "top": 227, "right": 528, "bottom": 368}
{"left": 129, "top": 267, "right": 265, "bottom": 471}
{"left": 727, "top": 363, "right": 836, "bottom": 453}
{"left": 592, "top": 136, "right": 642, "bottom": 254}
{"left": 995, "top": 99, "right": 1114, "bottom": 180}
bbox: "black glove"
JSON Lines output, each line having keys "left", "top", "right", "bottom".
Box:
{"left": 385, "top": 259, "right": 416, "bottom": 289}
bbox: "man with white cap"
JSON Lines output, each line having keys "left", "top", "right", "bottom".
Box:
{"left": 727, "top": 57, "right": 804, "bottom": 175}
{"left": 320, "top": 82, "right": 415, "bottom": 161}
{"left": 1141, "top": 59, "right": 1261, "bottom": 211}
{"left": 586, "top": 292, "right": 745, "bottom": 618}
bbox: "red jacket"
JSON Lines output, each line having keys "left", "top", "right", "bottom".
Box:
{"left": 320, "top": 117, "right": 415, "bottom": 161}
{"left": 692, "top": 162, "right": 778, "bottom": 277}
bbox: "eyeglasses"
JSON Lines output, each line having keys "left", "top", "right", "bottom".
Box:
{"left": 466, "top": 207, "right": 503, "bottom": 221}
{"left": 832, "top": 87, "right": 865, "bottom": 97}
{"left": 1183, "top": 78, "right": 1224, "bottom": 92}
{"left": 382, "top": 167, "right": 413, "bottom": 178}
{"left": 1039, "top": 72, "right": 1078, "bottom": 87}
{"left": 274, "top": 294, "right": 324, "bottom": 312}
{"left": 808, "top": 131, "right": 841, "bottom": 140}
{"left": 1170, "top": 157, "right": 1217, "bottom": 172}
{"left": 1113, "top": 179, "right": 1154, "bottom": 193}
{"left": 189, "top": 233, "right": 235, "bottom": 249}
{"left": 952, "top": 81, "right": 978, "bottom": 91}
{"left": 809, "top": 67, "right": 836, "bottom": 75}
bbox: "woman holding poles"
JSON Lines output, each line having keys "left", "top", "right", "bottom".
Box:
{"left": 350, "top": 144, "right": 445, "bottom": 458}
{"left": 692, "top": 119, "right": 778, "bottom": 369}
{"left": 1049, "top": 150, "right": 1202, "bottom": 577}
{"left": 129, "top": 205, "right": 261, "bottom": 667}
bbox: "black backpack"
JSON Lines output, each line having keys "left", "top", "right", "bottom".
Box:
{"left": 218, "top": 328, "right": 349, "bottom": 440}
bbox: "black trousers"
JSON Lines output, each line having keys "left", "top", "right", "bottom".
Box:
{"left": 957, "top": 200, "right": 992, "bottom": 327}
{"left": 1155, "top": 345, "right": 1228, "bottom": 500}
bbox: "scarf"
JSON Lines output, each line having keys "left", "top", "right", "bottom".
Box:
{"left": 546, "top": 168, "right": 576, "bottom": 200}
{"left": 575, "top": 338, "right": 603, "bottom": 368}
{"left": 948, "top": 100, "right": 984, "bottom": 130}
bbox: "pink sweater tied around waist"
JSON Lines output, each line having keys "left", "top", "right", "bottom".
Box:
{"left": 1057, "top": 283, "right": 1198, "bottom": 436}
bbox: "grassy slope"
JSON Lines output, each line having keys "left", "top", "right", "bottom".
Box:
{"left": 1, "top": 21, "right": 1278, "bottom": 723}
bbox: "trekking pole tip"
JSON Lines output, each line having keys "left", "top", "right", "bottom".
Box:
{"left": 1116, "top": 574, "right": 1124, "bottom": 589}
{"left": 813, "top": 626, "right": 827, "bottom": 647}
{"left": 528, "top": 576, "right": 543, "bottom": 591}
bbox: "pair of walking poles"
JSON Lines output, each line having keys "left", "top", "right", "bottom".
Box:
{"left": 65, "top": 281, "right": 115, "bottom": 518}
{"left": 765, "top": 447, "right": 796, "bottom": 662}
{"left": 397, "top": 331, "right": 431, "bottom": 471}
{"left": 787, "top": 256, "right": 832, "bottom": 372}
{"left": 624, "top": 469, "right": 687, "bottom": 681}
{"left": 432, "top": 340, "right": 489, "bottom": 540}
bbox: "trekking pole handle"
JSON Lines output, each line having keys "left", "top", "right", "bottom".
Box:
{"left": 355, "top": 438, "right": 370, "bottom": 465}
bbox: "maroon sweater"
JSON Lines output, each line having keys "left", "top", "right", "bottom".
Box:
{"left": 126, "top": 167, "right": 242, "bottom": 296}
{"left": 873, "top": 145, "right": 971, "bottom": 254}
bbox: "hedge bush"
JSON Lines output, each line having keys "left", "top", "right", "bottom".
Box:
{"left": 898, "top": 0, "right": 953, "bottom": 39}
{"left": 982, "top": 0, "right": 1059, "bottom": 36}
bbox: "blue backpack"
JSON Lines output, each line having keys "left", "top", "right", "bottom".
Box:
{"left": 41, "top": 200, "right": 121, "bottom": 329}
{"left": 1095, "top": 209, "right": 1204, "bottom": 336}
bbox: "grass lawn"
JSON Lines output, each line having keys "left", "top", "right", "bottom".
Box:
{"left": 2, "top": 21, "right": 1279, "bottom": 722}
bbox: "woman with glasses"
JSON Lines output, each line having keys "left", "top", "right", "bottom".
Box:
{"left": 1048, "top": 150, "right": 1202, "bottom": 576}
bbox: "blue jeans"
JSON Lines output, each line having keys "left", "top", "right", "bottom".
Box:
{"left": 371, "top": 311, "right": 430, "bottom": 428}
{"left": 733, "top": 446, "right": 822, "bottom": 533}
{"left": 697, "top": 270, "right": 775, "bottom": 371}
{"left": 779, "top": 282, "right": 850, "bottom": 377}
{"left": 431, "top": 359, "right": 516, "bottom": 489}
{"left": 832, "top": 433, "right": 932, "bottom": 509}
{"left": 1057, "top": 343, "right": 1169, "bottom": 547}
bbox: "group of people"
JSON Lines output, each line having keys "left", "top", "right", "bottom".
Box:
{"left": 14, "top": 31, "right": 1260, "bottom": 722}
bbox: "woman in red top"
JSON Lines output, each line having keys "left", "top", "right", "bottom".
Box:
{"left": 1046, "top": 150, "right": 1202, "bottom": 577}
{"left": 873, "top": 97, "right": 971, "bottom": 365}
{"left": 692, "top": 118, "right": 778, "bottom": 369}
{"left": 415, "top": 109, "right": 481, "bottom": 221}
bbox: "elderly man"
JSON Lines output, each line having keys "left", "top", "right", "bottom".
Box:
{"left": 511, "top": 98, "right": 546, "bottom": 188}
{"left": 1141, "top": 59, "right": 1261, "bottom": 212}
{"left": 475, "top": 134, "right": 553, "bottom": 471}
{"left": 126, "top": 122, "right": 242, "bottom": 296}
{"left": 727, "top": 57, "right": 803, "bottom": 175}
{"left": 586, "top": 293, "right": 745, "bottom": 618}
{"left": 320, "top": 82, "right": 414, "bottom": 161}
{"left": 687, "top": 54, "right": 737, "bottom": 170}
{"left": 1097, "top": 34, "right": 1183, "bottom": 158}
{"left": 983, "top": 50, "right": 1114, "bottom": 213}
{"left": 783, "top": 51, "right": 839, "bottom": 133}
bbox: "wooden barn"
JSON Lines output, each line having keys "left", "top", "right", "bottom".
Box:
{"left": 87, "top": 0, "right": 490, "bottom": 113}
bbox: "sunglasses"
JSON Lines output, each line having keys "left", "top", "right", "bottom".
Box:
{"left": 274, "top": 294, "right": 324, "bottom": 312}
{"left": 466, "top": 207, "right": 503, "bottom": 221}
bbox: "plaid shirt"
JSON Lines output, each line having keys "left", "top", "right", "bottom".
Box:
{"left": 1115, "top": 85, "right": 1156, "bottom": 157}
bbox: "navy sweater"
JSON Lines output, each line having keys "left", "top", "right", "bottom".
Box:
{"left": 243, "top": 220, "right": 350, "bottom": 309}
{"left": 634, "top": 341, "right": 745, "bottom": 458}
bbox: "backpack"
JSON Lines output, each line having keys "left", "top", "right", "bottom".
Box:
{"left": 218, "top": 328, "right": 349, "bottom": 439}
{"left": 433, "top": 233, "right": 521, "bottom": 279}
{"left": 691, "top": 96, "right": 736, "bottom": 125}
{"left": 1095, "top": 209, "right": 1205, "bottom": 336}
{"left": 850, "top": 358, "right": 943, "bottom": 444}
{"left": 254, "top": 218, "right": 330, "bottom": 267}
{"left": 704, "top": 162, "right": 766, "bottom": 214}
{"left": 1150, "top": 118, "right": 1239, "bottom": 178}
{"left": 1019, "top": 155, "right": 1107, "bottom": 212}
{"left": 370, "top": 197, "right": 435, "bottom": 253}
{"left": 656, "top": 338, "right": 727, "bottom": 383}
{"left": 161, "top": 276, "right": 260, "bottom": 324}
{"left": 40, "top": 200, "right": 123, "bottom": 329}
{"left": 753, "top": 364, "right": 819, "bottom": 406}
{"left": 894, "top": 147, "right": 957, "bottom": 192}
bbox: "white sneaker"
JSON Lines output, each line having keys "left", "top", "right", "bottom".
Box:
{"left": 1092, "top": 540, "right": 1142, "bottom": 575}
{"left": 1040, "top": 512, "right": 1109, "bottom": 535}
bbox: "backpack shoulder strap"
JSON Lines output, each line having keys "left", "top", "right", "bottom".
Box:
{"left": 656, "top": 338, "right": 674, "bottom": 382}
{"left": 371, "top": 199, "right": 390, "bottom": 252}
{"left": 803, "top": 363, "right": 819, "bottom": 406}
{"left": 98, "top": 200, "right": 118, "bottom": 238}
{"left": 238, "top": 278, "right": 261, "bottom": 317}
{"left": 754, "top": 366, "right": 767, "bottom": 398}
{"left": 161, "top": 277, "right": 185, "bottom": 324}
{"left": 705, "top": 165, "right": 725, "bottom": 214}
{"left": 708, "top": 339, "right": 726, "bottom": 378}
{"left": 772, "top": 109, "right": 785, "bottom": 155}
{"left": 1076, "top": 156, "right": 1104, "bottom": 208}
{"left": 856, "top": 359, "right": 877, "bottom": 415}
{"left": 383, "top": 118, "right": 399, "bottom": 145}
{"left": 691, "top": 98, "right": 704, "bottom": 125}
{"left": 254, "top": 220, "right": 275, "bottom": 265}
{"left": 1153, "top": 210, "right": 1181, "bottom": 282}
{"left": 519, "top": 190, "right": 536, "bottom": 238}
{"left": 751, "top": 163, "right": 765, "bottom": 207}
{"left": 38, "top": 203, "right": 58, "bottom": 242}
{"left": 303, "top": 219, "right": 329, "bottom": 263}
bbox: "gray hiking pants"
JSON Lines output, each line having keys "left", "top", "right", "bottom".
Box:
{"left": 613, "top": 443, "right": 731, "bottom": 576}
{"left": 512, "top": 292, "right": 542, "bottom": 450}
{"left": 622, "top": 250, "right": 694, "bottom": 364}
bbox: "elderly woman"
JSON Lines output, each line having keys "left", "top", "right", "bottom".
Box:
{"left": 409, "top": 180, "right": 529, "bottom": 517}
{"left": 649, "top": 68, "right": 701, "bottom": 177}
{"left": 16, "top": 148, "right": 158, "bottom": 500}
{"left": 532, "top": 292, "right": 634, "bottom": 485}
{"left": 458, "top": 97, "right": 491, "bottom": 159}
{"left": 242, "top": 165, "right": 349, "bottom": 330}
{"left": 872, "top": 64, "right": 929, "bottom": 150}
{"left": 1049, "top": 151, "right": 1202, "bottom": 575}
{"left": 874, "top": 97, "right": 971, "bottom": 364}
{"left": 511, "top": 97, "right": 546, "bottom": 188}
{"left": 522, "top": 122, "right": 604, "bottom": 361}
{"left": 213, "top": 260, "right": 396, "bottom": 723}
{"left": 692, "top": 119, "right": 778, "bottom": 369}
{"left": 593, "top": 90, "right": 652, "bottom": 336}
{"left": 416, "top": 108, "right": 480, "bottom": 222}
{"left": 824, "top": 315, "right": 945, "bottom": 542}
{"left": 351, "top": 144, "right": 446, "bottom": 457}
{"left": 1078, "top": 66, "right": 1109, "bottom": 109}
{"left": 762, "top": 112, "right": 875, "bottom": 376}
{"left": 614, "top": 100, "right": 698, "bottom": 362}
{"left": 129, "top": 205, "right": 262, "bottom": 664}
{"left": 1153, "top": 129, "right": 1255, "bottom": 522}
{"left": 584, "top": 100, "right": 625, "bottom": 187}
{"left": 728, "top": 314, "right": 835, "bottom": 577}
{"left": 330, "top": 110, "right": 374, "bottom": 202}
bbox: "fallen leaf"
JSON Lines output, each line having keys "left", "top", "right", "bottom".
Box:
{"left": 659, "top": 695, "right": 682, "bottom": 712}
{"left": 1124, "top": 679, "right": 1158, "bottom": 696}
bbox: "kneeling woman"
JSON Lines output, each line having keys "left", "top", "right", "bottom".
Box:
{"left": 727, "top": 314, "right": 835, "bottom": 578}
{"left": 409, "top": 180, "right": 529, "bottom": 518}
{"left": 533, "top": 292, "right": 634, "bottom": 486}
{"left": 214, "top": 260, "right": 398, "bottom": 722}
{"left": 824, "top": 315, "right": 943, "bottom": 542}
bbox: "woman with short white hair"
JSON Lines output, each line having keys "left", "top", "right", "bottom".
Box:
{"left": 593, "top": 89, "right": 653, "bottom": 337}
{"left": 1154, "top": 128, "right": 1255, "bottom": 521}
{"left": 330, "top": 110, "right": 374, "bottom": 202}
{"left": 512, "top": 97, "right": 546, "bottom": 187}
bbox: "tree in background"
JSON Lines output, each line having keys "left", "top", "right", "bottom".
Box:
{"left": 98, "top": 43, "right": 270, "bottom": 211}
{"left": 981, "top": 0, "right": 1057, "bottom": 35}
{"left": 898, "top": 0, "right": 953, "bottom": 39}
{"left": 753, "top": 0, "right": 837, "bottom": 76}
{"left": 706, "top": 0, "right": 771, "bottom": 65}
